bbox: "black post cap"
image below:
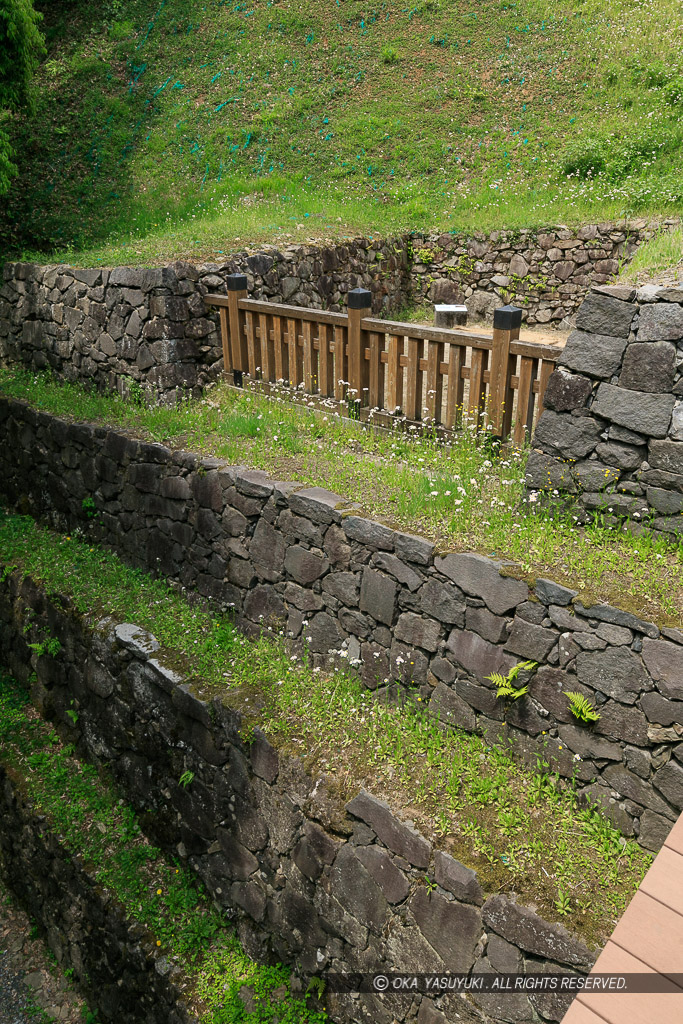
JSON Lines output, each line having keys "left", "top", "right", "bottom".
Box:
{"left": 347, "top": 288, "right": 372, "bottom": 310}
{"left": 226, "top": 273, "right": 248, "bottom": 291}
{"left": 493, "top": 305, "right": 523, "bottom": 330}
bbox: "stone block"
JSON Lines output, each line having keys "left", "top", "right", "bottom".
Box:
{"left": 354, "top": 846, "right": 410, "bottom": 904}
{"left": 603, "top": 763, "right": 675, "bottom": 817}
{"left": 481, "top": 894, "right": 594, "bottom": 969}
{"left": 542, "top": 368, "right": 592, "bottom": 412}
{"left": 438, "top": 553, "right": 527, "bottom": 615}
{"left": 346, "top": 790, "right": 431, "bottom": 868}
{"left": 524, "top": 450, "right": 577, "bottom": 492}
{"left": 534, "top": 578, "right": 578, "bottom": 606}
{"left": 505, "top": 618, "right": 557, "bottom": 661}
{"left": 448, "top": 629, "right": 517, "bottom": 682}
{"left": 648, "top": 439, "right": 683, "bottom": 476}
{"left": 559, "top": 330, "right": 628, "bottom": 379}
{"left": 304, "top": 612, "right": 343, "bottom": 654}
{"left": 410, "top": 888, "right": 481, "bottom": 970}
{"left": 638, "top": 809, "right": 674, "bottom": 852}
{"left": 575, "top": 290, "right": 636, "bottom": 338}
{"left": 592, "top": 383, "right": 675, "bottom": 438}
{"left": 640, "top": 691, "right": 683, "bottom": 726}
{"left": 284, "top": 544, "right": 327, "bottom": 584}
{"left": 642, "top": 638, "right": 683, "bottom": 700}
{"left": 429, "top": 681, "right": 476, "bottom": 731}
{"left": 533, "top": 411, "right": 601, "bottom": 459}
{"left": 594, "top": 441, "right": 645, "bottom": 471}
{"left": 395, "top": 612, "right": 441, "bottom": 652}
{"left": 359, "top": 568, "right": 397, "bottom": 625}
{"left": 558, "top": 722, "right": 621, "bottom": 761}
{"left": 576, "top": 646, "right": 650, "bottom": 704}
{"left": 465, "top": 604, "right": 509, "bottom": 643}
{"left": 638, "top": 303, "right": 683, "bottom": 342}
{"left": 343, "top": 516, "right": 394, "bottom": 550}
{"left": 653, "top": 761, "right": 683, "bottom": 811}
{"left": 419, "top": 579, "right": 465, "bottom": 626}
{"left": 372, "top": 552, "right": 422, "bottom": 591}
{"left": 619, "top": 341, "right": 676, "bottom": 393}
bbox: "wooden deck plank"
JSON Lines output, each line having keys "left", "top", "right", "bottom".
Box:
{"left": 664, "top": 814, "right": 683, "bottom": 857}
{"left": 639, "top": 845, "right": 683, "bottom": 917}
{"left": 573, "top": 941, "right": 683, "bottom": 1024}
{"left": 608, "top": 890, "right": 683, "bottom": 977}
{"left": 560, "top": 1001, "right": 609, "bottom": 1024}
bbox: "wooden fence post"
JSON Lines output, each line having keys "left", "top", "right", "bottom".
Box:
{"left": 347, "top": 287, "right": 372, "bottom": 410}
{"left": 489, "top": 304, "right": 522, "bottom": 437}
{"left": 226, "top": 273, "right": 249, "bottom": 384}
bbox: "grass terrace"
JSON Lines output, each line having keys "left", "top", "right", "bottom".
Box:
{"left": 0, "top": 672, "right": 327, "bottom": 1024}
{"left": 1, "top": 366, "right": 682, "bottom": 625}
{"left": 0, "top": 511, "right": 653, "bottom": 945}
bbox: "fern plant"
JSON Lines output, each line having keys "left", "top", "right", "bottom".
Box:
{"left": 487, "top": 660, "right": 537, "bottom": 700}
{"left": 565, "top": 691, "right": 601, "bottom": 723}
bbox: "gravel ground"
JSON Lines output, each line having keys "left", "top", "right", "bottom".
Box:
{"left": 0, "top": 882, "right": 87, "bottom": 1023}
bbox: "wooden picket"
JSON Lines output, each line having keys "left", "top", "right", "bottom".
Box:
{"left": 206, "top": 284, "right": 560, "bottom": 442}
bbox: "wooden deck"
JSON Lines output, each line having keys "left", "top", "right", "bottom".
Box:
{"left": 562, "top": 811, "right": 683, "bottom": 1023}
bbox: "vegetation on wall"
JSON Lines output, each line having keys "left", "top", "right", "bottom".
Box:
{"left": 0, "top": 510, "right": 652, "bottom": 941}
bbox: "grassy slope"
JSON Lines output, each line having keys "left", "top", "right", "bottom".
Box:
{"left": 1, "top": 0, "right": 682, "bottom": 265}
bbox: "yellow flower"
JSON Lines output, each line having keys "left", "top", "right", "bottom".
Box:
{"left": 156, "top": 940, "right": 161, "bottom": 947}
{"left": 157, "top": 888, "right": 162, "bottom": 895}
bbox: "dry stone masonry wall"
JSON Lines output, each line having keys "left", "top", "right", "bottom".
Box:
{"left": 1, "top": 397, "right": 683, "bottom": 853}
{"left": 0, "top": 222, "right": 670, "bottom": 403}
{"left": 0, "top": 240, "right": 409, "bottom": 403}
{"left": 408, "top": 220, "right": 664, "bottom": 326}
{"left": 0, "top": 766, "right": 194, "bottom": 1024}
{"left": 527, "top": 283, "right": 683, "bottom": 532}
{"left": 0, "top": 571, "right": 596, "bottom": 1024}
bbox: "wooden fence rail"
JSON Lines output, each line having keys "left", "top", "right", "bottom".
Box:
{"left": 206, "top": 276, "right": 560, "bottom": 444}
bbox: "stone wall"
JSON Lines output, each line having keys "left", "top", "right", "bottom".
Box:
{"left": 527, "top": 283, "right": 683, "bottom": 532}
{"left": 0, "top": 763, "right": 193, "bottom": 1024}
{"left": 0, "top": 570, "right": 596, "bottom": 1024}
{"left": 0, "top": 239, "right": 408, "bottom": 403}
{"left": 408, "top": 220, "right": 666, "bottom": 327}
{"left": 0, "top": 221, "right": 672, "bottom": 404}
{"left": 1, "top": 396, "right": 683, "bottom": 852}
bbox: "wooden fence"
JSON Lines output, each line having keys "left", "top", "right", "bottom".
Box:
{"left": 206, "top": 276, "right": 561, "bottom": 444}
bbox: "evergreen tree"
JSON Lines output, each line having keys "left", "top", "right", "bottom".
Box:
{"left": 0, "top": 0, "right": 45, "bottom": 193}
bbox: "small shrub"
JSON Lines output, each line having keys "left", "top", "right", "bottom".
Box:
{"left": 381, "top": 45, "right": 400, "bottom": 65}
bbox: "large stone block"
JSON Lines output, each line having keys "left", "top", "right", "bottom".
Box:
{"left": 482, "top": 895, "right": 594, "bottom": 969}
{"left": 395, "top": 612, "right": 441, "bottom": 652}
{"left": 419, "top": 579, "right": 465, "bottom": 626}
{"left": 283, "top": 544, "right": 327, "bottom": 585}
{"left": 533, "top": 411, "right": 601, "bottom": 459}
{"left": 603, "top": 764, "right": 675, "bottom": 818}
{"left": 594, "top": 441, "right": 645, "bottom": 471}
{"left": 410, "top": 888, "right": 481, "bottom": 970}
{"left": 642, "top": 638, "right": 683, "bottom": 701}
{"left": 591, "top": 384, "right": 675, "bottom": 438}
{"left": 559, "top": 330, "right": 628, "bottom": 379}
{"left": 524, "top": 450, "right": 578, "bottom": 493}
{"left": 437, "top": 553, "right": 527, "bottom": 615}
{"left": 505, "top": 618, "right": 557, "bottom": 661}
{"left": 433, "top": 850, "right": 483, "bottom": 905}
{"left": 542, "top": 368, "right": 593, "bottom": 412}
{"left": 575, "top": 290, "right": 636, "bottom": 337}
{"left": 638, "top": 302, "right": 683, "bottom": 342}
{"left": 447, "top": 629, "right": 517, "bottom": 682}
{"left": 429, "top": 681, "right": 477, "bottom": 731}
{"left": 359, "top": 568, "right": 397, "bottom": 626}
{"left": 576, "top": 646, "right": 650, "bottom": 704}
{"left": 345, "top": 790, "right": 431, "bottom": 868}
{"left": 648, "top": 439, "right": 683, "bottom": 477}
{"left": 619, "top": 341, "right": 676, "bottom": 393}
{"left": 653, "top": 761, "right": 683, "bottom": 811}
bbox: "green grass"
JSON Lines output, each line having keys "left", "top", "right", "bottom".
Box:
{"left": 0, "top": 671, "right": 327, "bottom": 1024}
{"left": 2, "top": 365, "right": 682, "bottom": 624}
{"left": 1, "top": 0, "right": 682, "bottom": 264}
{"left": 620, "top": 225, "right": 683, "bottom": 284}
{"left": 0, "top": 511, "right": 653, "bottom": 944}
